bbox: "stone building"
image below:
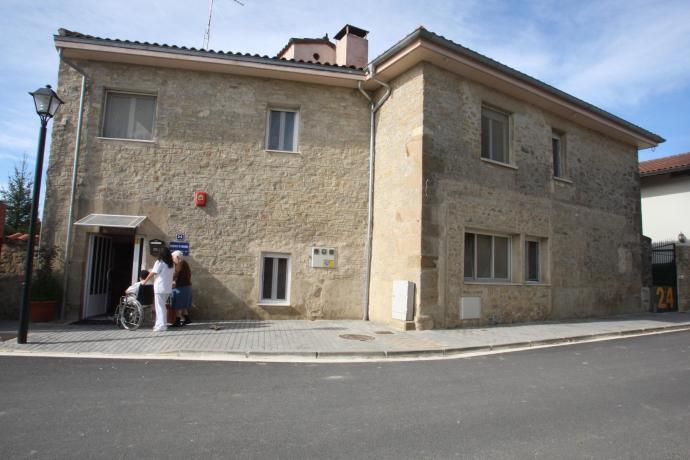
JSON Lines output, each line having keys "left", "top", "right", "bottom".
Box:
{"left": 43, "top": 25, "right": 663, "bottom": 329}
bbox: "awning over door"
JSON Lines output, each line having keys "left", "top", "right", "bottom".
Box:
{"left": 74, "top": 214, "right": 147, "bottom": 228}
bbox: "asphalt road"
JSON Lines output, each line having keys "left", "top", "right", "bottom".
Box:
{"left": 2, "top": 331, "right": 689, "bottom": 459}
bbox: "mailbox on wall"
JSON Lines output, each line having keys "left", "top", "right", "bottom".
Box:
{"left": 149, "top": 239, "right": 165, "bottom": 257}
{"left": 195, "top": 191, "right": 207, "bottom": 207}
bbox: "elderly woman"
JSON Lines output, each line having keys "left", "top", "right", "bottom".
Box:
{"left": 170, "top": 250, "right": 193, "bottom": 327}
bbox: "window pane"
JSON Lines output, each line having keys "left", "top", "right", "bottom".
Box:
{"left": 494, "top": 237, "right": 509, "bottom": 279}
{"left": 283, "top": 112, "right": 295, "bottom": 152}
{"left": 268, "top": 111, "right": 282, "bottom": 150}
{"left": 552, "top": 137, "right": 561, "bottom": 177}
{"left": 262, "top": 257, "right": 274, "bottom": 299}
{"left": 276, "top": 258, "right": 287, "bottom": 300}
{"left": 491, "top": 118, "right": 506, "bottom": 162}
{"left": 476, "top": 234, "right": 492, "bottom": 278}
{"left": 527, "top": 241, "right": 539, "bottom": 281}
{"left": 481, "top": 115, "right": 490, "bottom": 159}
{"left": 132, "top": 96, "right": 155, "bottom": 140}
{"left": 464, "top": 233, "right": 475, "bottom": 279}
{"left": 103, "top": 94, "right": 131, "bottom": 139}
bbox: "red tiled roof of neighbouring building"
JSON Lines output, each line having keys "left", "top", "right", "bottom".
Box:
{"left": 640, "top": 152, "right": 690, "bottom": 176}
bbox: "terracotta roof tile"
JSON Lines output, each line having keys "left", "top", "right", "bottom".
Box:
{"left": 640, "top": 152, "right": 690, "bottom": 176}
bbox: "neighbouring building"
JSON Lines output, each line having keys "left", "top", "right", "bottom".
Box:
{"left": 42, "top": 25, "right": 664, "bottom": 329}
{"left": 640, "top": 152, "right": 690, "bottom": 242}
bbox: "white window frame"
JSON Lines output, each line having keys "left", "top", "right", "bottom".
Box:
{"left": 266, "top": 108, "right": 299, "bottom": 153}
{"left": 552, "top": 131, "right": 564, "bottom": 178}
{"left": 464, "top": 232, "right": 512, "bottom": 282}
{"left": 481, "top": 106, "right": 510, "bottom": 164}
{"left": 525, "top": 239, "right": 541, "bottom": 283}
{"left": 101, "top": 90, "right": 157, "bottom": 141}
{"left": 259, "top": 252, "right": 292, "bottom": 305}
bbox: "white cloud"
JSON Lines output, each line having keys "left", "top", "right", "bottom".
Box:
{"left": 446, "top": 0, "right": 690, "bottom": 110}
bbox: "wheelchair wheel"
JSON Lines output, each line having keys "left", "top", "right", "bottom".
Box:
{"left": 120, "top": 300, "right": 144, "bottom": 330}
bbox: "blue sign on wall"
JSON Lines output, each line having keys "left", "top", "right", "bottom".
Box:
{"left": 169, "top": 242, "right": 190, "bottom": 256}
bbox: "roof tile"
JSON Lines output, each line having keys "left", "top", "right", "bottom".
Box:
{"left": 640, "top": 152, "right": 690, "bottom": 175}
{"left": 56, "top": 28, "right": 364, "bottom": 71}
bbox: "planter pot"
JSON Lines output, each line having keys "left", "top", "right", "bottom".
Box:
{"left": 30, "top": 300, "right": 57, "bottom": 322}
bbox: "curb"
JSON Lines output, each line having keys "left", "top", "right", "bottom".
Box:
{"left": 1, "top": 323, "right": 689, "bottom": 363}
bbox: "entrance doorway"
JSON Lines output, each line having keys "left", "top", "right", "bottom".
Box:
{"left": 83, "top": 232, "right": 136, "bottom": 318}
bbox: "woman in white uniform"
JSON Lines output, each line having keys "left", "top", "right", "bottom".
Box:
{"left": 141, "top": 246, "right": 175, "bottom": 332}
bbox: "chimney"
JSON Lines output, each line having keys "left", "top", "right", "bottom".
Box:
{"left": 334, "top": 25, "right": 368, "bottom": 68}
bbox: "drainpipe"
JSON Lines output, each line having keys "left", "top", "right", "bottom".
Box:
{"left": 58, "top": 50, "right": 87, "bottom": 320}
{"left": 358, "top": 64, "right": 391, "bottom": 320}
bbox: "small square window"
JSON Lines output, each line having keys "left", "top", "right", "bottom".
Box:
{"left": 267, "top": 109, "right": 299, "bottom": 152}
{"left": 102, "top": 92, "right": 156, "bottom": 140}
{"left": 481, "top": 107, "right": 509, "bottom": 163}
{"left": 260, "top": 253, "right": 291, "bottom": 303}
{"left": 552, "top": 131, "right": 565, "bottom": 178}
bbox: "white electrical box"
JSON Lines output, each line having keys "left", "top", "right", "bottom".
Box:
{"left": 310, "top": 247, "right": 336, "bottom": 269}
{"left": 392, "top": 280, "right": 415, "bottom": 321}
{"left": 460, "top": 296, "right": 481, "bottom": 320}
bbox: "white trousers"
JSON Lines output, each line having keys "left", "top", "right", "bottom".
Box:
{"left": 153, "top": 293, "right": 169, "bottom": 330}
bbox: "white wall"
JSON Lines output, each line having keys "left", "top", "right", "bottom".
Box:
{"left": 640, "top": 174, "right": 690, "bottom": 242}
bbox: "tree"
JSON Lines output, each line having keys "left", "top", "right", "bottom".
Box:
{"left": 0, "top": 155, "right": 33, "bottom": 235}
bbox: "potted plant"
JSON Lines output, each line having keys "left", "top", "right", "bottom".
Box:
{"left": 29, "top": 246, "right": 60, "bottom": 322}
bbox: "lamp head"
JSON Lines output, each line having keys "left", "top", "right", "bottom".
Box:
{"left": 30, "top": 85, "right": 63, "bottom": 121}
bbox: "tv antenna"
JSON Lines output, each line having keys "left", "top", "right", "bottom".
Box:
{"left": 203, "top": 0, "right": 245, "bottom": 50}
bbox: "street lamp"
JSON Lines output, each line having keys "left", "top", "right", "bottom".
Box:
{"left": 17, "top": 85, "right": 63, "bottom": 344}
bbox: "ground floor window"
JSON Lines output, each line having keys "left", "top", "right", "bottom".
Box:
{"left": 260, "top": 253, "right": 291, "bottom": 303}
{"left": 464, "top": 232, "right": 510, "bottom": 281}
{"left": 525, "top": 240, "right": 540, "bottom": 282}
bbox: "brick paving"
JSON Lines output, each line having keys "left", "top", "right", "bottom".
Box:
{"left": 1, "top": 313, "right": 689, "bottom": 361}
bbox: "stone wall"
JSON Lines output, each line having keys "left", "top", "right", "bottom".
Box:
{"left": 368, "top": 65, "right": 425, "bottom": 325}
{"left": 0, "top": 241, "right": 26, "bottom": 319}
{"left": 420, "top": 63, "right": 645, "bottom": 327}
{"left": 43, "top": 60, "right": 370, "bottom": 320}
{"left": 677, "top": 243, "right": 690, "bottom": 312}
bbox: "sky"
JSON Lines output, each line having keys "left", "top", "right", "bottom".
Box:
{"left": 1, "top": 0, "right": 690, "bottom": 206}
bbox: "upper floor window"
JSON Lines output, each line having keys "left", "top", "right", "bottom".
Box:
{"left": 267, "top": 109, "right": 299, "bottom": 152}
{"left": 102, "top": 92, "right": 156, "bottom": 140}
{"left": 552, "top": 131, "right": 564, "bottom": 178}
{"left": 481, "top": 106, "right": 509, "bottom": 164}
{"left": 464, "top": 232, "right": 511, "bottom": 281}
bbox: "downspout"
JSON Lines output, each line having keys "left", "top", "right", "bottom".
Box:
{"left": 358, "top": 64, "right": 391, "bottom": 320}
{"left": 58, "top": 49, "right": 87, "bottom": 320}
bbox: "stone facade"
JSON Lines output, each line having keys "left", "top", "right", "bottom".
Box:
{"left": 369, "top": 65, "right": 425, "bottom": 325}
{"left": 368, "top": 63, "right": 647, "bottom": 328}
{"left": 44, "top": 28, "right": 660, "bottom": 327}
{"left": 43, "top": 60, "right": 370, "bottom": 321}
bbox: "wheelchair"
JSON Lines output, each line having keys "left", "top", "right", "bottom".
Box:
{"left": 113, "top": 284, "right": 154, "bottom": 330}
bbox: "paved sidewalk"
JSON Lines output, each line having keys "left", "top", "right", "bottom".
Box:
{"left": 1, "top": 312, "right": 689, "bottom": 362}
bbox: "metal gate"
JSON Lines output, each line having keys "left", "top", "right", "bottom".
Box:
{"left": 651, "top": 241, "right": 677, "bottom": 311}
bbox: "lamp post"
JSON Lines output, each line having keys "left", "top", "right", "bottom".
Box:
{"left": 17, "top": 85, "right": 63, "bottom": 344}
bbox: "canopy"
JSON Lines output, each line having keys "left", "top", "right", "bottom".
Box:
{"left": 73, "top": 214, "right": 147, "bottom": 228}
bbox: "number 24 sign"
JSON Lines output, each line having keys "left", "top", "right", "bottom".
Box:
{"left": 654, "top": 286, "right": 676, "bottom": 311}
